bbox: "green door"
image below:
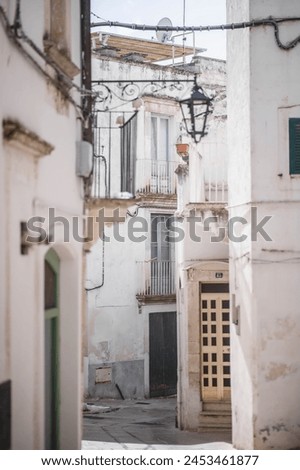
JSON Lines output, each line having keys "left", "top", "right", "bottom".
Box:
{"left": 44, "top": 248, "right": 60, "bottom": 449}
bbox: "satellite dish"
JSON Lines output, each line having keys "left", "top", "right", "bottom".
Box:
{"left": 156, "top": 17, "right": 173, "bottom": 43}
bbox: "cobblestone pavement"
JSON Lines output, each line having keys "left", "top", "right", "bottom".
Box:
{"left": 82, "top": 397, "right": 233, "bottom": 450}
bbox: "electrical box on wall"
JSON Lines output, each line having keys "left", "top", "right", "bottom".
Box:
{"left": 76, "top": 140, "right": 93, "bottom": 177}
{"left": 231, "top": 293, "right": 241, "bottom": 335}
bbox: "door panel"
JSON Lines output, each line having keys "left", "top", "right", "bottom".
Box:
{"left": 149, "top": 312, "right": 177, "bottom": 397}
{"left": 200, "top": 287, "right": 231, "bottom": 402}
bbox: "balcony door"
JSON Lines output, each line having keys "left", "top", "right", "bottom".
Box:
{"left": 151, "top": 116, "right": 171, "bottom": 193}
{"left": 150, "top": 214, "right": 174, "bottom": 295}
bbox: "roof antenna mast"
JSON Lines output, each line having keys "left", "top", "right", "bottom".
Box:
{"left": 183, "top": 0, "right": 186, "bottom": 64}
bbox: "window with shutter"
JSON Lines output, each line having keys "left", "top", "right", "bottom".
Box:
{"left": 151, "top": 116, "right": 170, "bottom": 162}
{"left": 120, "top": 112, "right": 137, "bottom": 195}
{"left": 289, "top": 118, "right": 300, "bottom": 174}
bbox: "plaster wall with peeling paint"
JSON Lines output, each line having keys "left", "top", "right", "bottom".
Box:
{"left": 227, "top": 0, "right": 300, "bottom": 450}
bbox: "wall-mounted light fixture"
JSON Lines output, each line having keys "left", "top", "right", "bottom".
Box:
{"left": 179, "top": 75, "right": 213, "bottom": 144}
{"left": 20, "top": 221, "right": 51, "bottom": 255}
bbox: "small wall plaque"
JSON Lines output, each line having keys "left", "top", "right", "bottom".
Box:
{"left": 95, "top": 367, "right": 112, "bottom": 384}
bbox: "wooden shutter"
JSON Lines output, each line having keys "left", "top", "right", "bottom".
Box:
{"left": 120, "top": 112, "right": 137, "bottom": 194}
{"left": 289, "top": 118, "right": 300, "bottom": 174}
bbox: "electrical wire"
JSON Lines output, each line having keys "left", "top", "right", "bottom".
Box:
{"left": 251, "top": 257, "right": 300, "bottom": 264}
{"left": 0, "top": 7, "right": 84, "bottom": 114}
{"left": 230, "top": 253, "right": 300, "bottom": 264}
{"left": 85, "top": 234, "right": 105, "bottom": 291}
{"left": 93, "top": 154, "right": 108, "bottom": 198}
{"left": 91, "top": 16, "right": 300, "bottom": 50}
{"left": 91, "top": 11, "right": 109, "bottom": 22}
{"left": 0, "top": 3, "right": 96, "bottom": 116}
{"left": 127, "top": 205, "right": 141, "bottom": 217}
{"left": 19, "top": 30, "right": 95, "bottom": 98}
{"left": 13, "top": 0, "right": 21, "bottom": 36}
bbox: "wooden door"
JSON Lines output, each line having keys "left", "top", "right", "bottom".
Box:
{"left": 200, "top": 284, "right": 231, "bottom": 402}
{"left": 149, "top": 312, "right": 177, "bottom": 397}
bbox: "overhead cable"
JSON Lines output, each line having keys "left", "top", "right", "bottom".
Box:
{"left": 91, "top": 16, "right": 300, "bottom": 50}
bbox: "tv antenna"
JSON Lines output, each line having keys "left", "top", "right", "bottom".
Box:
{"left": 156, "top": 17, "right": 173, "bottom": 43}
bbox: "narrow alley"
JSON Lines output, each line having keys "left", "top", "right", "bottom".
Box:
{"left": 82, "top": 397, "right": 232, "bottom": 450}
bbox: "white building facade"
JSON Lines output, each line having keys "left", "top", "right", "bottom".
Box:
{"left": 85, "top": 33, "right": 229, "bottom": 411}
{"left": 0, "top": 0, "right": 85, "bottom": 449}
{"left": 227, "top": 0, "right": 300, "bottom": 449}
{"left": 86, "top": 35, "right": 209, "bottom": 400}
{"left": 175, "top": 59, "right": 230, "bottom": 432}
{"left": 86, "top": 45, "right": 183, "bottom": 400}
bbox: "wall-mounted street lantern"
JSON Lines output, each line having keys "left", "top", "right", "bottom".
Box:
{"left": 179, "top": 76, "right": 213, "bottom": 144}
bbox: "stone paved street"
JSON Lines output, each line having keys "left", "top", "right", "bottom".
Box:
{"left": 82, "top": 397, "right": 233, "bottom": 450}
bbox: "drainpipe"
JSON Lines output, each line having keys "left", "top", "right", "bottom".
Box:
{"left": 81, "top": 0, "right": 92, "bottom": 144}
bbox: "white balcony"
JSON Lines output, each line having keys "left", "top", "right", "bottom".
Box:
{"left": 204, "top": 179, "right": 228, "bottom": 203}
{"left": 202, "top": 141, "right": 228, "bottom": 203}
{"left": 91, "top": 158, "right": 178, "bottom": 199}
{"left": 137, "top": 260, "right": 176, "bottom": 297}
{"left": 136, "top": 160, "right": 177, "bottom": 195}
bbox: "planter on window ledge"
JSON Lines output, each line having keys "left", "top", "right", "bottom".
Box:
{"left": 175, "top": 143, "right": 189, "bottom": 162}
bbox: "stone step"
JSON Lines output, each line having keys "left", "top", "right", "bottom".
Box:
{"left": 198, "top": 425, "right": 232, "bottom": 433}
{"left": 203, "top": 401, "right": 231, "bottom": 412}
{"left": 200, "top": 411, "right": 232, "bottom": 421}
{"left": 198, "top": 411, "right": 232, "bottom": 431}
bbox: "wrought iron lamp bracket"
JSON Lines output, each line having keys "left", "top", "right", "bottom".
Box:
{"left": 91, "top": 78, "right": 195, "bottom": 111}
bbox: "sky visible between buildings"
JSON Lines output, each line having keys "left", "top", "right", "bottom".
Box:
{"left": 91, "top": 0, "right": 227, "bottom": 60}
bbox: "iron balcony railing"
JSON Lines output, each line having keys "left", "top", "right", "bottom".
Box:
{"left": 202, "top": 141, "right": 228, "bottom": 203}
{"left": 204, "top": 180, "right": 228, "bottom": 203}
{"left": 91, "top": 158, "right": 178, "bottom": 199}
{"left": 136, "top": 160, "right": 177, "bottom": 195}
{"left": 137, "top": 260, "right": 176, "bottom": 297}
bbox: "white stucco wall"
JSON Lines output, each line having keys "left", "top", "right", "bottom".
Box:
{"left": 174, "top": 56, "right": 228, "bottom": 430}
{"left": 0, "top": 0, "right": 83, "bottom": 449}
{"left": 227, "top": 0, "right": 300, "bottom": 449}
{"left": 87, "top": 56, "right": 201, "bottom": 398}
{"left": 86, "top": 203, "right": 178, "bottom": 398}
{"left": 87, "top": 46, "right": 228, "bottom": 405}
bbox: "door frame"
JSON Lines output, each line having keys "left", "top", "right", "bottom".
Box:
{"left": 44, "top": 248, "right": 60, "bottom": 450}
{"left": 191, "top": 261, "right": 230, "bottom": 405}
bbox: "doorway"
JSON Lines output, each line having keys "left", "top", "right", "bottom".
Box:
{"left": 44, "top": 248, "right": 60, "bottom": 449}
{"left": 200, "top": 283, "right": 231, "bottom": 402}
{"left": 149, "top": 311, "right": 177, "bottom": 397}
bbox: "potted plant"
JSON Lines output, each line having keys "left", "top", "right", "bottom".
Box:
{"left": 175, "top": 142, "right": 189, "bottom": 162}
